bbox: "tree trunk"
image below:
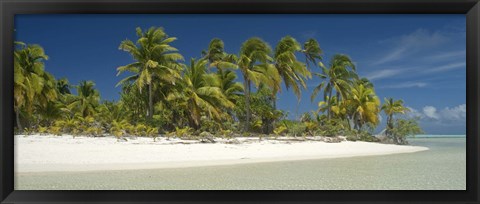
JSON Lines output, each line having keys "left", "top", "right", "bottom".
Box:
{"left": 148, "top": 84, "right": 153, "bottom": 121}
{"left": 386, "top": 115, "right": 393, "bottom": 136}
{"left": 271, "top": 95, "right": 277, "bottom": 133}
{"left": 244, "top": 77, "right": 251, "bottom": 132}
{"left": 16, "top": 110, "right": 22, "bottom": 133}
{"left": 327, "top": 86, "right": 333, "bottom": 120}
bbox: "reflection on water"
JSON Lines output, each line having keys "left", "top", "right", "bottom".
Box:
{"left": 15, "top": 137, "right": 466, "bottom": 190}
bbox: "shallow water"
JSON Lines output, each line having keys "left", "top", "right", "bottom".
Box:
{"left": 15, "top": 137, "right": 466, "bottom": 190}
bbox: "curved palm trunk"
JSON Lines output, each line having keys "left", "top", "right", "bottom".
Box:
{"left": 269, "top": 94, "right": 277, "bottom": 134}
{"left": 327, "top": 85, "right": 333, "bottom": 120}
{"left": 148, "top": 84, "right": 153, "bottom": 121}
{"left": 243, "top": 76, "right": 251, "bottom": 132}
{"left": 15, "top": 109, "right": 22, "bottom": 132}
{"left": 386, "top": 114, "right": 398, "bottom": 143}
{"left": 386, "top": 115, "right": 392, "bottom": 135}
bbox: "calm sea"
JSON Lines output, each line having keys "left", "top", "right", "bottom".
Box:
{"left": 15, "top": 136, "right": 466, "bottom": 190}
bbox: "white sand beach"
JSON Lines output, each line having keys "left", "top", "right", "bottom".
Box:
{"left": 15, "top": 134, "right": 429, "bottom": 173}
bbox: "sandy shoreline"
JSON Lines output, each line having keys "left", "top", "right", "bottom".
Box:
{"left": 15, "top": 134, "right": 429, "bottom": 173}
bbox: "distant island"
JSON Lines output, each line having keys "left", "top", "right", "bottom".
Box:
{"left": 14, "top": 26, "right": 423, "bottom": 147}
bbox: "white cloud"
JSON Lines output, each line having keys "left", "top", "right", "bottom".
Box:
{"left": 406, "top": 104, "right": 466, "bottom": 123}
{"left": 406, "top": 107, "right": 424, "bottom": 118}
{"left": 425, "top": 50, "right": 465, "bottom": 61}
{"left": 441, "top": 104, "right": 466, "bottom": 121}
{"left": 366, "top": 69, "right": 404, "bottom": 80}
{"left": 423, "top": 106, "right": 440, "bottom": 120}
{"left": 423, "top": 62, "right": 466, "bottom": 73}
{"left": 381, "top": 82, "right": 427, "bottom": 89}
{"left": 374, "top": 29, "right": 448, "bottom": 65}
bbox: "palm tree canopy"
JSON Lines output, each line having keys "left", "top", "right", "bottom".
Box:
{"left": 303, "top": 38, "right": 323, "bottom": 68}
{"left": 14, "top": 42, "right": 57, "bottom": 112}
{"left": 169, "top": 58, "right": 235, "bottom": 128}
{"left": 67, "top": 80, "right": 100, "bottom": 117}
{"left": 56, "top": 78, "right": 71, "bottom": 95}
{"left": 202, "top": 38, "right": 226, "bottom": 63}
{"left": 237, "top": 37, "right": 281, "bottom": 91}
{"left": 311, "top": 54, "right": 357, "bottom": 102}
{"left": 116, "top": 26, "right": 184, "bottom": 91}
{"left": 349, "top": 83, "right": 381, "bottom": 126}
{"left": 381, "top": 97, "right": 409, "bottom": 116}
{"left": 274, "top": 36, "right": 311, "bottom": 99}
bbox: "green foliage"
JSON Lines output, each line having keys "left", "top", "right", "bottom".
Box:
{"left": 345, "top": 129, "right": 379, "bottom": 142}
{"left": 146, "top": 126, "right": 159, "bottom": 141}
{"left": 14, "top": 42, "right": 57, "bottom": 132}
{"left": 110, "top": 120, "right": 132, "bottom": 139}
{"left": 317, "top": 118, "right": 348, "bottom": 137}
{"left": 283, "top": 120, "right": 306, "bottom": 137}
{"left": 304, "top": 121, "right": 318, "bottom": 136}
{"left": 38, "top": 126, "right": 49, "bottom": 135}
{"left": 174, "top": 126, "right": 193, "bottom": 138}
{"left": 49, "top": 126, "right": 62, "bottom": 136}
{"left": 199, "top": 117, "right": 222, "bottom": 134}
{"left": 219, "top": 129, "right": 233, "bottom": 138}
{"left": 251, "top": 120, "right": 263, "bottom": 133}
{"left": 15, "top": 34, "right": 423, "bottom": 147}
{"left": 117, "top": 26, "right": 184, "bottom": 121}
{"left": 391, "top": 118, "right": 424, "bottom": 145}
{"left": 273, "top": 123, "right": 288, "bottom": 135}
{"left": 85, "top": 127, "right": 103, "bottom": 137}
{"left": 134, "top": 124, "right": 147, "bottom": 136}
{"left": 382, "top": 97, "right": 409, "bottom": 138}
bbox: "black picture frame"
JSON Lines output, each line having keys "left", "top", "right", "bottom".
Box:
{"left": 1, "top": 0, "right": 479, "bottom": 203}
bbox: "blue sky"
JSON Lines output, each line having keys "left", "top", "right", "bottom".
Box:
{"left": 14, "top": 14, "right": 466, "bottom": 134}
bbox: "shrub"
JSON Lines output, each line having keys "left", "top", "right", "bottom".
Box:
{"left": 304, "top": 121, "right": 318, "bottom": 136}
{"left": 318, "top": 119, "right": 344, "bottom": 137}
{"left": 219, "top": 129, "right": 233, "bottom": 138}
{"left": 49, "top": 126, "right": 62, "bottom": 136}
{"left": 85, "top": 127, "right": 103, "bottom": 137}
{"left": 273, "top": 124, "right": 288, "bottom": 135}
{"left": 390, "top": 118, "right": 424, "bottom": 145}
{"left": 289, "top": 122, "right": 306, "bottom": 137}
{"left": 38, "top": 126, "right": 49, "bottom": 135}
{"left": 146, "top": 126, "right": 159, "bottom": 141}
{"left": 135, "top": 124, "right": 147, "bottom": 136}
{"left": 174, "top": 126, "right": 193, "bottom": 138}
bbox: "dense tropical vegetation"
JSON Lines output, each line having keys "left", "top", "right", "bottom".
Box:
{"left": 14, "top": 26, "right": 423, "bottom": 145}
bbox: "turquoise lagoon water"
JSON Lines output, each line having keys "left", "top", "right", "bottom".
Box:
{"left": 15, "top": 136, "right": 466, "bottom": 190}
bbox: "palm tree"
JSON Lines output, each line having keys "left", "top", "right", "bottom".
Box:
{"left": 348, "top": 83, "right": 381, "bottom": 130}
{"left": 117, "top": 27, "right": 184, "bottom": 120}
{"left": 14, "top": 42, "right": 56, "bottom": 131}
{"left": 36, "top": 72, "right": 58, "bottom": 110}
{"left": 120, "top": 82, "right": 148, "bottom": 122}
{"left": 67, "top": 81, "right": 100, "bottom": 118}
{"left": 311, "top": 54, "right": 357, "bottom": 119}
{"left": 237, "top": 37, "right": 276, "bottom": 131}
{"left": 204, "top": 70, "right": 244, "bottom": 104}
{"left": 201, "top": 38, "right": 242, "bottom": 104}
{"left": 97, "top": 101, "right": 128, "bottom": 128}
{"left": 36, "top": 101, "right": 64, "bottom": 126}
{"left": 171, "top": 58, "right": 234, "bottom": 129}
{"left": 381, "top": 98, "right": 409, "bottom": 141}
{"left": 357, "top": 77, "right": 374, "bottom": 89}
{"left": 56, "top": 78, "right": 71, "bottom": 95}
{"left": 274, "top": 36, "right": 311, "bottom": 101}
{"left": 302, "top": 38, "right": 323, "bottom": 70}
{"left": 202, "top": 38, "right": 227, "bottom": 66}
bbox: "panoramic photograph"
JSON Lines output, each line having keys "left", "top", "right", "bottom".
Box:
{"left": 13, "top": 14, "right": 466, "bottom": 190}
